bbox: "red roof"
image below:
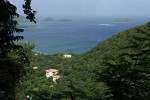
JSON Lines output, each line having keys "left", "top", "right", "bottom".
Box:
{"left": 52, "top": 75, "right": 61, "bottom": 78}
{"left": 46, "top": 69, "right": 58, "bottom": 73}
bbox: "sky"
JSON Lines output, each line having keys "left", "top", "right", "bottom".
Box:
{"left": 9, "top": 0, "right": 150, "bottom": 18}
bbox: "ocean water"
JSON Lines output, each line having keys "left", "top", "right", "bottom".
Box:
{"left": 20, "top": 17, "right": 150, "bottom": 54}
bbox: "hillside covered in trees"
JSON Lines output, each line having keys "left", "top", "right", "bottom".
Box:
{"left": 1, "top": 0, "right": 150, "bottom": 100}
{"left": 15, "top": 22, "right": 150, "bottom": 100}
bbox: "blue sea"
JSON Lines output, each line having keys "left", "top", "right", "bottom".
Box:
{"left": 20, "top": 17, "right": 150, "bottom": 54}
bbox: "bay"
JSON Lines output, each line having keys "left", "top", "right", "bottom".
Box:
{"left": 20, "top": 17, "right": 150, "bottom": 54}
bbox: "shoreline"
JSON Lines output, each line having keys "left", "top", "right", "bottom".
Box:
{"left": 16, "top": 25, "right": 40, "bottom": 29}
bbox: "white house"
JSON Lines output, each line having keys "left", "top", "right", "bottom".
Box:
{"left": 52, "top": 75, "right": 61, "bottom": 83}
{"left": 33, "top": 66, "right": 38, "bottom": 70}
{"left": 63, "top": 54, "right": 72, "bottom": 58}
{"left": 45, "top": 69, "right": 58, "bottom": 79}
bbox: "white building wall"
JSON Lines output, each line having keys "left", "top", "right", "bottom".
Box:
{"left": 63, "top": 54, "right": 72, "bottom": 58}
{"left": 46, "top": 72, "right": 53, "bottom": 79}
{"left": 46, "top": 72, "right": 58, "bottom": 79}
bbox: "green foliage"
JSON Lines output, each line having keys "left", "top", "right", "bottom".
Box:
{"left": 0, "top": 42, "right": 35, "bottom": 99}
{"left": 16, "top": 22, "right": 150, "bottom": 100}
{"left": 96, "top": 23, "right": 150, "bottom": 99}
{"left": 1, "top": 1, "right": 149, "bottom": 100}
{"left": 23, "top": 0, "right": 36, "bottom": 23}
{"left": 0, "top": 0, "right": 36, "bottom": 99}
{"left": 0, "top": 0, "right": 23, "bottom": 54}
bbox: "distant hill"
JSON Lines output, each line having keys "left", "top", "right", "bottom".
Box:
{"left": 18, "top": 21, "right": 150, "bottom": 100}
{"left": 16, "top": 25, "right": 39, "bottom": 29}
{"left": 41, "top": 17, "right": 72, "bottom": 22}
{"left": 74, "top": 22, "right": 150, "bottom": 69}
{"left": 42, "top": 17, "right": 55, "bottom": 21}
{"left": 13, "top": 15, "right": 29, "bottom": 22}
{"left": 113, "top": 19, "right": 132, "bottom": 23}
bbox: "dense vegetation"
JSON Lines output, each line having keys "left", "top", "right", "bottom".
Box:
{"left": 15, "top": 22, "right": 150, "bottom": 100}
{"left": 0, "top": 0, "right": 36, "bottom": 99}
{"left": 0, "top": 1, "right": 150, "bottom": 99}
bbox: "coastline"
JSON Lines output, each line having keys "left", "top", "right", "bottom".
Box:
{"left": 17, "top": 25, "right": 40, "bottom": 29}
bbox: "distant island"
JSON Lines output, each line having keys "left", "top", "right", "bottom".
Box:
{"left": 16, "top": 25, "right": 39, "bottom": 29}
{"left": 42, "top": 17, "right": 72, "bottom": 22}
{"left": 42, "top": 17, "right": 55, "bottom": 21}
{"left": 113, "top": 19, "right": 132, "bottom": 23}
{"left": 13, "top": 15, "right": 39, "bottom": 28}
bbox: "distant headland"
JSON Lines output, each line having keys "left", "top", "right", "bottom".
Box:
{"left": 13, "top": 15, "right": 29, "bottom": 22}
{"left": 16, "top": 25, "right": 39, "bottom": 29}
{"left": 113, "top": 19, "right": 132, "bottom": 23}
{"left": 42, "top": 17, "right": 72, "bottom": 22}
{"left": 14, "top": 15, "right": 39, "bottom": 29}
{"left": 42, "top": 17, "right": 56, "bottom": 21}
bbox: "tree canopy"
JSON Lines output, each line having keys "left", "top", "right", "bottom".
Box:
{"left": 0, "top": 0, "right": 36, "bottom": 99}
{"left": 15, "top": 22, "right": 150, "bottom": 100}
{"left": 0, "top": 0, "right": 150, "bottom": 100}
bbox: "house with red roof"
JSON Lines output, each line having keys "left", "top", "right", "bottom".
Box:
{"left": 45, "top": 69, "right": 61, "bottom": 83}
{"left": 46, "top": 69, "right": 58, "bottom": 79}
{"left": 52, "top": 75, "right": 61, "bottom": 83}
